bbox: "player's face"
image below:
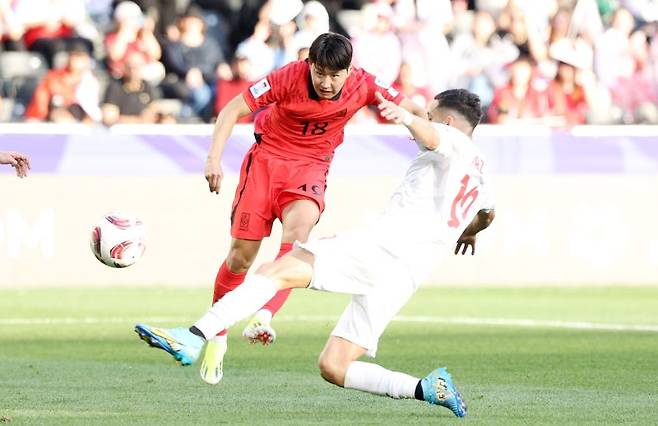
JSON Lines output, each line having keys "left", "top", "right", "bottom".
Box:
{"left": 427, "top": 100, "right": 455, "bottom": 127}
{"left": 310, "top": 63, "right": 351, "bottom": 99}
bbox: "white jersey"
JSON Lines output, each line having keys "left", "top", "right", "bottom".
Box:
{"left": 357, "top": 123, "right": 495, "bottom": 285}
{"left": 299, "top": 123, "right": 494, "bottom": 356}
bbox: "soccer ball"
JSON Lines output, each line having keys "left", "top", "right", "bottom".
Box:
{"left": 90, "top": 213, "right": 146, "bottom": 268}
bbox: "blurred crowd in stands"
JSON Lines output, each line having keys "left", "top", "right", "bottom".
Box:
{"left": 0, "top": 0, "right": 656, "bottom": 125}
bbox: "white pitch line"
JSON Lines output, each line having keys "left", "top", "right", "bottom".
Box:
{"left": 1, "top": 315, "right": 658, "bottom": 332}
{"left": 398, "top": 316, "right": 658, "bottom": 332}
{"left": 279, "top": 315, "right": 658, "bottom": 332}
{"left": 0, "top": 317, "right": 190, "bottom": 325}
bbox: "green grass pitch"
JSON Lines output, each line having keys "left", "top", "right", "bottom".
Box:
{"left": 1, "top": 287, "right": 657, "bottom": 425}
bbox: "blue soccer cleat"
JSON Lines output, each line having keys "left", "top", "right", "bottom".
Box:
{"left": 134, "top": 323, "right": 204, "bottom": 366}
{"left": 420, "top": 367, "right": 467, "bottom": 417}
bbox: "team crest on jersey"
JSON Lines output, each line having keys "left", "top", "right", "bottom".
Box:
{"left": 239, "top": 213, "right": 250, "bottom": 231}
{"left": 249, "top": 78, "right": 271, "bottom": 99}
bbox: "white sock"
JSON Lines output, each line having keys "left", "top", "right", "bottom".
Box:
{"left": 344, "top": 361, "right": 419, "bottom": 399}
{"left": 209, "top": 334, "right": 227, "bottom": 345}
{"left": 194, "top": 274, "right": 278, "bottom": 338}
{"left": 253, "top": 309, "right": 272, "bottom": 323}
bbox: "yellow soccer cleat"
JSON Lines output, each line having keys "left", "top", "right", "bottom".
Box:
{"left": 199, "top": 339, "right": 227, "bottom": 385}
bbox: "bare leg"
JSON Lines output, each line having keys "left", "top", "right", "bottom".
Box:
{"left": 318, "top": 336, "right": 420, "bottom": 400}
{"left": 259, "top": 199, "right": 319, "bottom": 315}
{"left": 224, "top": 238, "right": 262, "bottom": 274}
{"left": 211, "top": 238, "right": 261, "bottom": 335}
{"left": 213, "top": 239, "right": 260, "bottom": 306}
{"left": 318, "top": 336, "right": 368, "bottom": 387}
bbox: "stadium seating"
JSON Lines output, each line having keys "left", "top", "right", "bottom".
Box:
{"left": 0, "top": 52, "right": 48, "bottom": 120}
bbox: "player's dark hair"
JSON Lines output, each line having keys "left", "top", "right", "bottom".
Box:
{"left": 308, "top": 32, "right": 352, "bottom": 71}
{"left": 434, "top": 89, "right": 483, "bottom": 130}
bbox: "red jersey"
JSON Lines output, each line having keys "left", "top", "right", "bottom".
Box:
{"left": 25, "top": 68, "right": 81, "bottom": 120}
{"left": 242, "top": 60, "right": 404, "bottom": 162}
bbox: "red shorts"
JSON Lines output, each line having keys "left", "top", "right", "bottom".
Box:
{"left": 230, "top": 144, "right": 329, "bottom": 240}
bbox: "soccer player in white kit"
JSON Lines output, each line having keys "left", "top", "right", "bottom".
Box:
{"left": 135, "top": 89, "right": 495, "bottom": 418}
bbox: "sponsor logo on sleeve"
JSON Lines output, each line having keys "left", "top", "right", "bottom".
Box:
{"left": 387, "top": 86, "right": 399, "bottom": 97}
{"left": 249, "top": 78, "right": 271, "bottom": 99}
{"left": 374, "top": 76, "right": 398, "bottom": 98}
{"left": 374, "top": 76, "right": 388, "bottom": 88}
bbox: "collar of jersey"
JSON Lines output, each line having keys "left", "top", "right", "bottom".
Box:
{"left": 307, "top": 69, "right": 343, "bottom": 101}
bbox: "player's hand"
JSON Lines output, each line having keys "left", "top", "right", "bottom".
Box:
{"left": 375, "top": 92, "right": 406, "bottom": 124}
{"left": 204, "top": 157, "right": 223, "bottom": 194}
{"left": 0, "top": 151, "right": 31, "bottom": 178}
{"left": 455, "top": 234, "right": 477, "bottom": 255}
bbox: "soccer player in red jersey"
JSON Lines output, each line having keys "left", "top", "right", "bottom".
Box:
{"left": 200, "top": 33, "right": 425, "bottom": 384}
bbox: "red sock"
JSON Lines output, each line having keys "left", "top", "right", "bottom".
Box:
{"left": 274, "top": 242, "right": 294, "bottom": 260}
{"left": 212, "top": 260, "right": 247, "bottom": 336}
{"left": 260, "top": 243, "right": 293, "bottom": 316}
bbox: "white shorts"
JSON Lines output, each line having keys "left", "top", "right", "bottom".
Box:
{"left": 297, "top": 231, "right": 417, "bottom": 357}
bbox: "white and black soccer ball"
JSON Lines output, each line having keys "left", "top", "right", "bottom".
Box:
{"left": 90, "top": 213, "right": 146, "bottom": 268}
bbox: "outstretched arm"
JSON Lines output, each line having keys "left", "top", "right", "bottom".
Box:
{"left": 398, "top": 97, "right": 427, "bottom": 119}
{"left": 205, "top": 94, "right": 252, "bottom": 194}
{"left": 455, "top": 209, "right": 495, "bottom": 255}
{"left": 0, "top": 151, "right": 31, "bottom": 178}
{"left": 374, "top": 92, "right": 440, "bottom": 150}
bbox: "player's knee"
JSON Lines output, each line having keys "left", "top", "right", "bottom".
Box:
{"left": 281, "top": 224, "right": 313, "bottom": 243}
{"left": 225, "top": 249, "right": 255, "bottom": 273}
{"left": 317, "top": 353, "right": 348, "bottom": 386}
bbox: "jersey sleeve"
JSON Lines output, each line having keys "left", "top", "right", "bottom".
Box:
{"left": 420, "top": 123, "right": 456, "bottom": 157}
{"left": 478, "top": 175, "right": 496, "bottom": 211}
{"left": 365, "top": 72, "right": 405, "bottom": 106}
{"left": 242, "top": 63, "right": 295, "bottom": 112}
